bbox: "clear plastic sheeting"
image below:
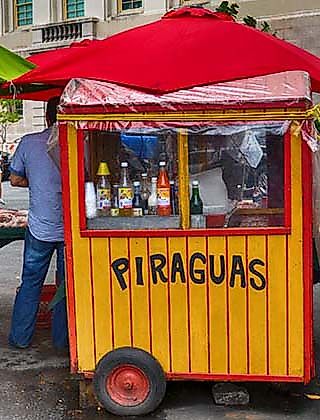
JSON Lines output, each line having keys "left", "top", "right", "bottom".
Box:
{"left": 295, "top": 119, "right": 319, "bottom": 152}
{"left": 82, "top": 122, "right": 288, "bottom": 230}
{"left": 60, "top": 71, "right": 311, "bottom": 114}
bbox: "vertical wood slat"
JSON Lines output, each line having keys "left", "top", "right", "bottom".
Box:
{"left": 109, "top": 237, "right": 131, "bottom": 348}
{"left": 227, "top": 236, "right": 248, "bottom": 374}
{"left": 177, "top": 129, "right": 190, "bottom": 229}
{"left": 288, "top": 126, "right": 304, "bottom": 376}
{"left": 247, "top": 235, "right": 267, "bottom": 375}
{"left": 268, "top": 235, "right": 287, "bottom": 375}
{"left": 168, "top": 237, "right": 189, "bottom": 373}
{"left": 68, "top": 124, "right": 95, "bottom": 371}
{"left": 91, "top": 238, "right": 113, "bottom": 362}
{"left": 208, "top": 236, "right": 228, "bottom": 374}
{"left": 148, "top": 237, "right": 170, "bottom": 372}
{"left": 129, "top": 238, "right": 151, "bottom": 353}
{"left": 188, "top": 237, "right": 209, "bottom": 373}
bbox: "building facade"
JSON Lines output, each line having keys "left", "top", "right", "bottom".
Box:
{"left": 0, "top": 0, "right": 319, "bottom": 148}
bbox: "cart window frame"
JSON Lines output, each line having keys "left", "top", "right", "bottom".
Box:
{"left": 76, "top": 123, "right": 291, "bottom": 238}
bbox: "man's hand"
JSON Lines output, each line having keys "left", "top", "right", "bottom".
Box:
{"left": 10, "top": 174, "right": 29, "bottom": 188}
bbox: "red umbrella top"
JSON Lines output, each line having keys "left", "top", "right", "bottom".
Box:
{"left": 5, "top": 6, "right": 320, "bottom": 99}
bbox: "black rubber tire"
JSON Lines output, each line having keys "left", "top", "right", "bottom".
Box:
{"left": 93, "top": 347, "right": 166, "bottom": 416}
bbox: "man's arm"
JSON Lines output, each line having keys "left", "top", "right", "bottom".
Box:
{"left": 10, "top": 173, "right": 28, "bottom": 188}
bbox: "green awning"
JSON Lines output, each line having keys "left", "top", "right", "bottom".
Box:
{"left": 0, "top": 45, "right": 35, "bottom": 83}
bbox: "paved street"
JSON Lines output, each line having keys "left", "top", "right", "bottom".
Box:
{"left": 0, "top": 181, "right": 320, "bottom": 419}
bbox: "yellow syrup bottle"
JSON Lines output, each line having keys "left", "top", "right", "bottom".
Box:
{"left": 96, "top": 161, "right": 111, "bottom": 216}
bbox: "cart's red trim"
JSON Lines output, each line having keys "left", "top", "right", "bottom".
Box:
{"left": 108, "top": 237, "right": 115, "bottom": 349}
{"left": 226, "top": 237, "right": 230, "bottom": 375}
{"left": 62, "top": 100, "right": 310, "bottom": 116}
{"left": 205, "top": 236, "right": 211, "bottom": 373}
{"left": 77, "top": 119, "right": 291, "bottom": 238}
{"left": 146, "top": 238, "right": 153, "bottom": 353}
{"left": 127, "top": 237, "right": 134, "bottom": 347}
{"left": 81, "top": 370, "right": 303, "bottom": 382}
{"left": 77, "top": 131, "right": 86, "bottom": 231}
{"left": 186, "top": 238, "right": 192, "bottom": 373}
{"left": 165, "top": 373, "right": 304, "bottom": 382}
{"left": 265, "top": 235, "right": 270, "bottom": 375}
{"left": 59, "top": 123, "right": 78, "bottom": 373}
{"left": 166, "top": 236, "right": 173, "bottom": 372}
{"left": 284, "top": 130, "right": 292, "bottom": 228}
{"left": 89, "top": 238, "right": 97, "bottom": 365}
{"left": 80, "top": 227, "right": 291, "bottom": 238}
{"left": 302, "top": 140, "right": 313, "bottom": 384}
{"left": 285, "top": 234, "right": 289, "bottom": 377}
{"left": 245, "top": 236, "right": 250, "bottom": 374}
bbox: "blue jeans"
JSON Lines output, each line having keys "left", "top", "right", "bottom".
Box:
{"left": 9, "top": 228, "right": 68, "bottom": 349}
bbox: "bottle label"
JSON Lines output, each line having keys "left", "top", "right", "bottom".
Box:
{"left": 157, "top": 188, "right": 170, "bottom": 207}
{"left": 97, "top": 188, "right": 111, "bottom": 209}
{"left": 110, "top": 208, "right": 119, "bottom": 217}
{"left": 148, "top": 205, "right": 157, "bottom": 216}
{"left": 132, "top": 208, "right": 143, "bottom": 217}
{"left": 118, "top": 187, "right": 133, "bottom": 209}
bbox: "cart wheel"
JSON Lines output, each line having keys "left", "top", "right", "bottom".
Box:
{"left": 93, "top": 347, "right": 166, "bottom": 416}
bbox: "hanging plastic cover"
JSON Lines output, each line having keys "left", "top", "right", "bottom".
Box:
{"left": 60, "top": 71, "right": 311, "bottom": 115}
{"left": 58, "top": 71, "right": 319, "bottom": 151}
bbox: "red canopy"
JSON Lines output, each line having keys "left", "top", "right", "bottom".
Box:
{"left": 5, "top": 6, "right": 320, "bottom": 99}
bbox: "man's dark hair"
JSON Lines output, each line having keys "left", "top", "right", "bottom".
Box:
{"left": 46, "top": 96, "right": 60, "bottom": 126}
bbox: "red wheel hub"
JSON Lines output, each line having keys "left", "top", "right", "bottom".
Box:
{"left": 106, "top": 364, "right": 150, "bottom": 406}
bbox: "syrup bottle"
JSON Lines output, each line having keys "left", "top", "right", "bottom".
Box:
{"left": 157, "top": 161, "right": 171, "bottom": 216}
{"left": 118, "top": 162, "right": 133, "bottom": 216}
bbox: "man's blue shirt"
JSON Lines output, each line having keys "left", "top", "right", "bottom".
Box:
{"left": 10, "top": 127, "right": 64, "bottom": 242}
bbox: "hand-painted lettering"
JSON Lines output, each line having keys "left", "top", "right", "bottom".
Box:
{"left": 171, "top": 252, "right": 186, "bottom": 283}
{"left": 209, "top": 255, "right": 226, "bottom": 285}
{"left": 110, "top": 252, "right": 267, "bottom": 291}
{"left": 135, "top": 256, "right": 144, "bottom": 286}
{"left": 150, "top": 254, "right": 168, "bottom": 284}
{"left": 190, "top": 252, "right": 206, "bottom": 284}
{"left": 230, "top": 255, "right": 246, "bottom": 288}
{"left": 111, "top": 257, "right": 129, "bottom": 291}
{"left": 249, "top": 259, "right": 266, "bottom": 291}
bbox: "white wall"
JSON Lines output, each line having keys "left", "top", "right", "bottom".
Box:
{"left": 86, "top": 0, "right": 105, "bottom": 19}
{"left": 33, "top": 0, "right": 51, "bottom": 25}
{"left": 144, "top": 0, "right": 166, "bottom": 15}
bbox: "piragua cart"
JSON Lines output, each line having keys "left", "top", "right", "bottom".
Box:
{"left": 58, "top": 70, "right": 317, "bottom": 416}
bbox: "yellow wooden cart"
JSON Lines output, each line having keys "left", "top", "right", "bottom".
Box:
{"left": 57, "top": 71, "right": 316, "bottom": 416}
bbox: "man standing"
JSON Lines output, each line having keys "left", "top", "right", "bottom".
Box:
{"left": 8, "top": 97, "right": 68, "bottom": 350}
{"left": 0, "top": 151, "right": 5, "bottom": 205}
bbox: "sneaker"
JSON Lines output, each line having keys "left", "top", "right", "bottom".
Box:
{"left": 8, "top": 341, "right": 29, "bottom": 350}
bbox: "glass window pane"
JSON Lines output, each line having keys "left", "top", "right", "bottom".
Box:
{"left": 66, "top": 0, "right": 84, "bottom": 18}
{"left": 188, "top": 125, "right": 285, "bottom": 229}
{"left": 17, "top": 1, "right": 32, "bottom": 26}
{"left": 121, "top": 0, "right": 142, "bottom": 11}
{"left": 83, "top": 130, "right": 179, "bottom": 230}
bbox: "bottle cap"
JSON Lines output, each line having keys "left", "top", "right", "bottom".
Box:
{"left": 141, "top": 173, "right": 148, "bottom": 178}
{"left": 133, "top": 181, "right": 140, "bottom": 187}
{"left": 96, "top": 161, "right": 110, "bottom": 176}
{"left": 121, "top": 162, "right": 128, "bottom": 168}
{"left": 159, "top": 161, "right": 166, "bottom": 166}
{"left": 151, "top": 176, "right": 157, "bottom": 182}
{"left": 192, "top": 180, "right": 199, "bottom": 186}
